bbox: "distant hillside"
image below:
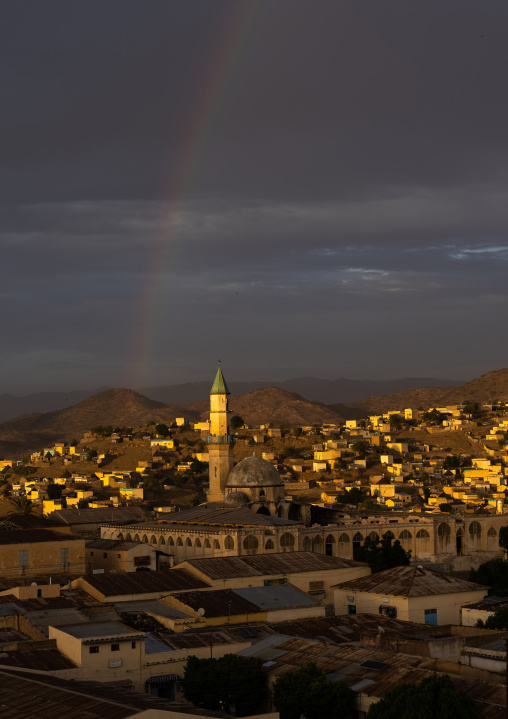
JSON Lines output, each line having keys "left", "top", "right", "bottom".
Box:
{"left": 0, "top": 387, "right": 342, "bottom": 457}
{"left": 334, "top": 368, "right": 508, "bottom": 419}
{"left": 141, "top": 375, "right": 461, "bottom": 406}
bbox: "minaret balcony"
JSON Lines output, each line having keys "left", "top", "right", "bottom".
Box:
{"left": 206, "top": 434, "right": 236, "bottom": 445}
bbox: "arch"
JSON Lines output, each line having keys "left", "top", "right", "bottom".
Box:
{"left": 469, "top": 521, "right": 482, "bottom": 539}
{"left": 204, "top": 539, "right": 211, "bottom": 549}
{"left": 257, "top": 506, "right": 270, "bottom": 516}
{"left": 142, "top": 535, "right": 148, "bottom": 544}
{"left": 185, "top": 537, "right": 192, "bottom": 547}
{"left": 312, "top": 535, "right": 323, "bottom": 550}
{"left": 352, "top": 532, "right": 363, "bottom": 543}
{"left": 368, "top": 531, "right": 379, "bottom": 542}
{"left": 383, "top": 530, "right": 395, "bottom": 540}
{"left": 280, "top": 533, "right": 296, "bottom": 551}
{"left": 243, "top": 535, "right": 259, "bottom": 554}
{"left": 117, "top": 533, "right": 124, "bottom": 541}
{"left": 194, "top": 538, "right": 202, "bottom": 548}
{"left": 265, "top": 539, "right": 275, "bottom": 550}
{"left": 168, "top": 536, "right": 175, "bottom": 546}
{"left": 277, "top": 506, "right": 284, "bottom": 518}
{"left": 159, "top": 536, "right": 166, "bottom": 545}
{"left": 259, "top": 489, "right": 266, "bottom": 498}
{"left": 151, "top": 535, "right": 157, "bottom": 544}
{"left": 399, "top": 530, "right": 412, "bottom": 540}
{"left": 224, "top": 535, "right": 234, "bottom": 550}
{"left": 213, "top": 539, "right": 220, "bottom": 550}
{"left": 176, "top": 537, "right": 183, "bottom": 546}
{"left": 325, "top": 533, "right": 335, "bottom": 556}
{"left": 303, "top": 536, "right": 312, "bottom": 552}
{"left": 134, "top": 534, "right": 140, "bottom": 542}
{"left": 125, "top": 533, "right": 132, "bottom": 542}
{"left": 338, "top": 533, "right": 350, "bottom": 544}
{"left": 488, "top": 526, "right": 497, "bottom": 537}
{"left": 416, "top": 529, "right": 430, "bottom": 539}
{"left": 456, "top": 526, "right": 464, "bottom": 536}
{"left": 437, "top": 523, "right": 451, "bottom": 539}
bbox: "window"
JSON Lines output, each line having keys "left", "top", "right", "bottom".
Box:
{"left": 60, "top": 548, "right": 69, "bottom": 565}
{"left": 37, "top": 589, "right": 42, "bottom": 598}
{"left": 103, "top": 553, "right": 108, "bottom": 559}
{"left": 89, "top": 646, "right": 99, "bottom": 654}
{"left": 117, "top": 554, "right": 121, "bottom": 558}
{"left": 224, "top": 536, "right": 234, "bottom": 550}
{"left": 90, "top": 551, "right": 94, "bottom": 556}
{"left": 19, "top": 550, "right": 28, "bottom": 567}
{"left": 111, "top": 644, "right": 120, "bottom": 652}
{"left": 131, "top": 641, "right": 136, "bottom": 649}
{"left": 348, "top": 604, "right": 356, "bottom": 615}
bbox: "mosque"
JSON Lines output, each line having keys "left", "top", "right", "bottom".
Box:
{"left": 101, "top": 366, "right": 507, "bottom": 570}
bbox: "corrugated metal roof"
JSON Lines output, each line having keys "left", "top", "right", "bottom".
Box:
{"left": 81, "top": 568, "right": 209, "bottom": 598}
{"left": 0, "top": 530, "right": 81, "bottom": 546}
{"left": 50, "top": 506, "right": 146, "bottom": 525}
{"left": 264, "top": 614, "right": 422, "bottom": 644}
{"left": 334, "top": 565, "right": 487, "bottom": 598}
{"left": 58, "top": 621, "right": 140, "bottom": 639}
{"left": 85, "top": 539, "right": 145, "bottom": 551}
{"left": 0, "top": 648, "right": 77, "bottom": 671}
{"left": 232, "top": 585, "right": 319, "bottom": 610}
{"left": 156, "top": 504, "right": 300, "bottom": 527}
{"left": 171, "top": 588, "right": 260, "bottom": 617}
{"left": 179, "top": 551, "right": 366, "bottom": 579}
{"left": 0, "top": 514, "right": 66, "bottom": 530}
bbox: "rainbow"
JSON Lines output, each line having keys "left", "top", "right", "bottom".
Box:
{"left": 129, "top": 1, "right": 263, "bottom": 389}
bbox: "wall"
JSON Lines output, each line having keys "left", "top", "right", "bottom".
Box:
{"left": 0, "top": 537, "right": 85, "bottom": 579}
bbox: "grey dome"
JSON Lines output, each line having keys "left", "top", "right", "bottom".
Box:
{"left": 227, "top": 456, "right": 282, "bottom": 487}
{"left": 224, "top": 491, "right": 249, "bottom": 506}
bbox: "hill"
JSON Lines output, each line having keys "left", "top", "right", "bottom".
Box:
{"left": 335, "top": 368, "right": 508, "bottom": 419}
{"left": 0, "top": 387, "right": 343, "bottom": 457}
{"left": 140, "top": 375, "right": 461, "bottom": 406}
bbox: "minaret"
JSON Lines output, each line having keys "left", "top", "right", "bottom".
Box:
{"left": 206, "top": 364, "right": 235, "bottom": 502}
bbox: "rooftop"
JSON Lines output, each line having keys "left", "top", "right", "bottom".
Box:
{"left": 179, "top": 551, "right": 366, "bottom": 579}
{"left": 0, "top": 529, "right": 81, "bottom": 546}
{"left": 155, "top": 504, "right": 300, "bottom": 527}
{"left": 334, "top": 565, "right": 487, "bottom": 598}
{"left": 80, "top": 568, "right": 210, "bottom": 599}
{"left": 56, "top": 621, "right": 141, "bottom": 640}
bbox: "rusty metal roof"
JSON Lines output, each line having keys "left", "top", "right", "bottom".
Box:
{"left": 334, "top": 565, "right": 487, "bottom": 598}
{"left": 156, "top": 504, "right": 301, "bottom": 527}
{"left": 179, "top": 551, "right": 366, "bottom": 579}
{"left": 171, "top": 588, "right": 261, "bottom": 617}
{"left": 0, "top": 648, "right": 77, "bottom": 671}
{"left": 0, "top": 529, "right": 81, "bottom": 546}
{"left": 264, "top": 614, "right": 422, "bottom": 644}
{"left": 81, "top": 568, "right": 209, "bottom": 598}
{"left": 50, "top": 506, "right": 147, "bottom": 525}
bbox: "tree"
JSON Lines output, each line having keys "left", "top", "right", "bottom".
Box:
{"left": 470, "top": 558, "right": 508, "bottom": 597}
{"left": 86, "top": 449, "right": 98, "bottom": 462}
{"left": 462, "top": 401, "right": 481, "bottom": 417}
{"left": 390, "top": 414, "right": 403, "bottom": 431}
{"left": 366, "top": 673, "right": 478, "bottom": 719}
{"left": 230, "top": 415, "right": 244, "bottom": 430}
{"left": 499, "top": 525, "right": 508, "bottom": 555}
{"left": 422, "top": 409, "right": 445, "bottom": 425}
{"left": 476, "top": 606, "right": 508, "bottom": 630}
{"left": 352, "top": 440, "right": 369, "bottom": 456}
{"left": 355, "top": 536, "right": 411, "bottom": 572}
{"left": 46, "top": 483, "right": 63, "bottom": 500}
{"left": 155, "top": 423, "right": 170, "bottom": 437}
{"left": 336, "top": 486, "right": 364, "bottom": 505}
{"left": 423, "top": 487, "right": 431, "bottom": 502}
{"left": 181, "top": 654, "right": 268, "bottom": 717}
{"left": 292, "top": 427, "right": 303, "bottom": 438}
{"left": 439, "top": 503, "right": 452, "bottom": 513}
{"left": 272, "top": 662, "right": 354, "bottom": 719}
{"left": 10, "top": 497, "right": 35, "bottom": 514}
{"left": 185, "top": 459, "right": 208, "bottom": 475}
{"left": 10, "top": 465, "right": 37, "bottom": 477}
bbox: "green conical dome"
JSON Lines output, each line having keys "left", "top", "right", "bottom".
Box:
{"left": 210, "top": 366, "right": 230, "bottom": 395}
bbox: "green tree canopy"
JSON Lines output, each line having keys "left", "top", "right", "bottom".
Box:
{"left": 422, "top": 409, "right": 446, "bottom": 425}
{"left": 470, "top": 558, "right": 508, "bottom": 597}
{"left": 10, "top": 497, "right": 35, "bottom": 514}
{"left": 181, "top": 654, "right": 268, "bottom": 717}
{"left": 352, "top": 440, "right": 369, "bottom": 455}
{"left": 155, "top": 423, "right": 170, "bottom": 437}
{"left": 366, "top": 673, "right": 478, "bottom": 719}
{"left": 10, "top": 465, "right": 37, "bottom": 476}
{"left": 230, "top": 415, "right": 245, "bottom": 430}
{"left": 336, "top": 486, "right": 364, "bottom": 506}
{"left": 272, "top": 662, "right": 354, "bottom": 719}
{"left": 476, "top": 606, "right": 508, "bottom": 630}
{"left": 46, "top": 483, "right": 63, "bottom": 500}
{"left": 292, "top": 426, "right": 303, "bottom": 437}
{"left": 354, "top": 536, "right": 411, "bottom": 572}
{"left": 86, "top": 449, "right": 98, "bottom": 462}
{"left": 499, "top": 525, "right": 508, "bottom": 554}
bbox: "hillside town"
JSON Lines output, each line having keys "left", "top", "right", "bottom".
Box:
{"left": 0, "top": 367, "right": 507, "bottom": 716}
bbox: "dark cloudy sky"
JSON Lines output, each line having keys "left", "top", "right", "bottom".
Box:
{"left": 2, "top": 0, "right": 508, "bottom": 394}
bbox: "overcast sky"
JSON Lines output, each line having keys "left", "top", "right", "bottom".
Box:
{"left": 2, "top": 0, "right": 508, "bottom": 394}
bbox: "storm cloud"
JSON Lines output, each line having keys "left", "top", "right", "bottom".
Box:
{"left": 1, "top": 1, "right": 508, "bottom": 393}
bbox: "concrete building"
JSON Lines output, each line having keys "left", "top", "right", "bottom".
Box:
{"left": 333, "top": 565, "right": 487, "bottom": 624}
